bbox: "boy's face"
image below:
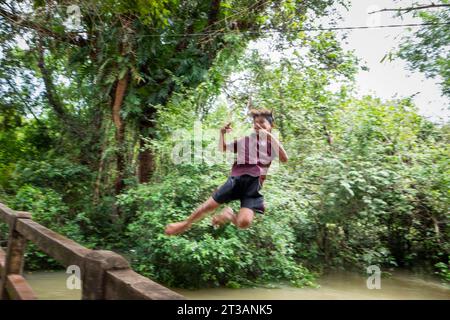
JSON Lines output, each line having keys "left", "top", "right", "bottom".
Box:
{"left": 253, "top": 115, "right": 272, "bottom": 132}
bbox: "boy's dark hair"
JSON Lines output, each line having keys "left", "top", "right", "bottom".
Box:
{"left": 249, "top": 108, "right": 274, "bottom": 125}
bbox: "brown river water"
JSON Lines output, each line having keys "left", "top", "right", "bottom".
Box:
{"left": 23, "top": 270, "right": 450, "bottom": 300}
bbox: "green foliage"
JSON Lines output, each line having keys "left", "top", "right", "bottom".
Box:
{"left": 117, "top": 166, "right": 316, "bottom": 288}
{"left": 434, "top": 257, "right": 450, "bottom": 283}
{"left": 9, "top": 184, "right": 85, "bottom": 269}
{"left": 11, "top": 159, "right": 92, "bottom": 195}
{"left": 396, "top": 3, "right": 450, "bottom": 97}
{"left": 0, "top": 0, "right": 447, "bottom": 290}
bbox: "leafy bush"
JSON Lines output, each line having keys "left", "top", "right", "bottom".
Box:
{"left": 117, "top": 165, "right": 316, "bottom": 288}
{"left": 11, "top": 158, "right": 93, "bottom": 208}
{"left": 434, "top": 257, "right": 450, "bottom": 283}
{"left": 10, "top": 184, "right": 90, "bottom": 270}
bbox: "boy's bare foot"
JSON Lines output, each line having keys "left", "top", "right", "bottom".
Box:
{"left": 212, "top": 207, "right": 234, "bottom": 227}
{"left": 165, "top": 221, "right": 192, "bottom": 235}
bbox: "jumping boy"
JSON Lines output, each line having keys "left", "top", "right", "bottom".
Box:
{"left": 164, "top": 109, "right": 288, "bottom": 235}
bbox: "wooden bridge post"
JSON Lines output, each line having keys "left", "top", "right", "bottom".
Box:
{"left": 0, "top": 201, "right": 184, "bottom": 300}
{"left": 0, "top": 211, "right": 33, "bottom": 300}
{"left": 82, "top": 250, "right": 130, "bottom": 300}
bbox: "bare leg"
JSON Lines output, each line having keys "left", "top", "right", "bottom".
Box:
{"left": 234, "top": 208, "right": 255, "bottom": 229}
{"left": 212, "top": 207, "right": 236, "bottom": 227}
{"left": 212, "top": 207, "right": 255, "bottom": 229}
{"left": 165, "top": 197, "right": 220, "bottom": 235}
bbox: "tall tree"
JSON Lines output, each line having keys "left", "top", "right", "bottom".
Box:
{"left": 0, "top": 0, "right": 347, "bottom": 217}
{"left": 373, "top": 0, "right": 450, "bottom": 98}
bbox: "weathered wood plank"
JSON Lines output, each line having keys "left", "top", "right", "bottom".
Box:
{"left": 0, "top": 213, "right": 30, "bottom": 299}
{"left": 0, "top": 202, "right": 187, "bottom": 300}
{"left": 3, "top": 230, "right": 27, "bottom": 275}
{"left": 82, "top": 250, "right": 130, "bottom": 300}
{"left": 5, "top": 274, "right": 37, "bottom": 300}
{"left": 0, "top": 247, "right": 5, "bottom": 274}
{"left": 0, "top": 203, "right": 16, "bottom": 226}
{"left": 15, "top": 219, "right": 91, "bottom": 267}
{"left": 105, "top": 269, "right": 185, "bottom": 300}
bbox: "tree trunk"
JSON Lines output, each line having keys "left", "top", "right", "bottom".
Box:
{"left": 137, "top": 139, "right": 154, "bottom": 183}
{"left": 93, "top": 113, "right": 110, "bottom": 204}
{"left": 323, "top": 124, "right": 333, "bottom": 145}
{"left": 112, "top": 73, "right": 129, "bottom": 195}
{"left": 137, "top": 116, "right": 155, "bottom": 183}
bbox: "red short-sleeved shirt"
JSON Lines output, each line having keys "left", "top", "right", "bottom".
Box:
{"left": 225, "top": 132, "right": 278, "bottom": 185}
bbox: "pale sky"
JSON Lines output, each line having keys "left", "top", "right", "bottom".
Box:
{"left": 7, "top": 1, "right": 450, "bottom": 124}
{"left": 245, "top": 1, "right": 449, "bottom": 124}
{"left": 332, "top": 0, "right": 449, "bottom": 123}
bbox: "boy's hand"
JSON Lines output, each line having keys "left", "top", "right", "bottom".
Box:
{"left": 221, "top": 122, "right": 232, "bottom": 134}
{"left": 254, "top": 123, "right": 271, "bottom": 136}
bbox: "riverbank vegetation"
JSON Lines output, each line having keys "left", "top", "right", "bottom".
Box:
{"left": 0, "top": 0, "right": 448, "bottom": 288}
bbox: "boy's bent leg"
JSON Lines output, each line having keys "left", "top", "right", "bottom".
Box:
{"left": 235, "top": 207, "right": 255, "bottom": 229}
{"left": 212, "top": 207, "right": 236, "bottom": 227}
{"left": 165, "top": 197, "right": 220, "bottom": 235}
{"left": 187, "top": 197, "right": 221, "bottom": 224}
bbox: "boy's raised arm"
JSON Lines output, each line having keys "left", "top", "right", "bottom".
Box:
{"left": 219, "top": 122, "right": 232, "bottom": 152}
{"left": 270, "top": 134, "right": 288, "bottom": 163}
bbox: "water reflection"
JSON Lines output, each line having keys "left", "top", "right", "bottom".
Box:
{"left": 24, "top": 270, "right": 450, "bottom": 300}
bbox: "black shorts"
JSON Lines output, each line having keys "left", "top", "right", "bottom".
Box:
{"left": 211, "top": 175, "right": 265, "bottom": 214}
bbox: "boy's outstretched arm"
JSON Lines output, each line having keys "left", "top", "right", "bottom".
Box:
{"left": 270, "top": 134, "right": 288, "bottom": 163}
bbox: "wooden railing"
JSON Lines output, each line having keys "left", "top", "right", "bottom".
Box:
{"left": 0, "top": 202, "right": 185, "bottom": 300}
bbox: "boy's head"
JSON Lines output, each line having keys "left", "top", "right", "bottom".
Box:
{"left": 249, "top": 108, "right": 274, "bottom": 132}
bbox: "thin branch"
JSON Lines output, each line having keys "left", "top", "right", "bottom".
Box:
{"left": 36, "top": 39, "right": 67, "bottom": 118}
{"left": 36, "top": 37, "right": 84, "bottom": 138}
{"left": 207, "top": 0, "right": 221, "bottom": 26}
{"left": 368, "top": 3, "right": 450, "bottom": 14}
{"left": 3, "top": 77, "right": 42, "bottom": 124}
{"left": 0, "top": 7, "right": 87, "bottom": 46}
